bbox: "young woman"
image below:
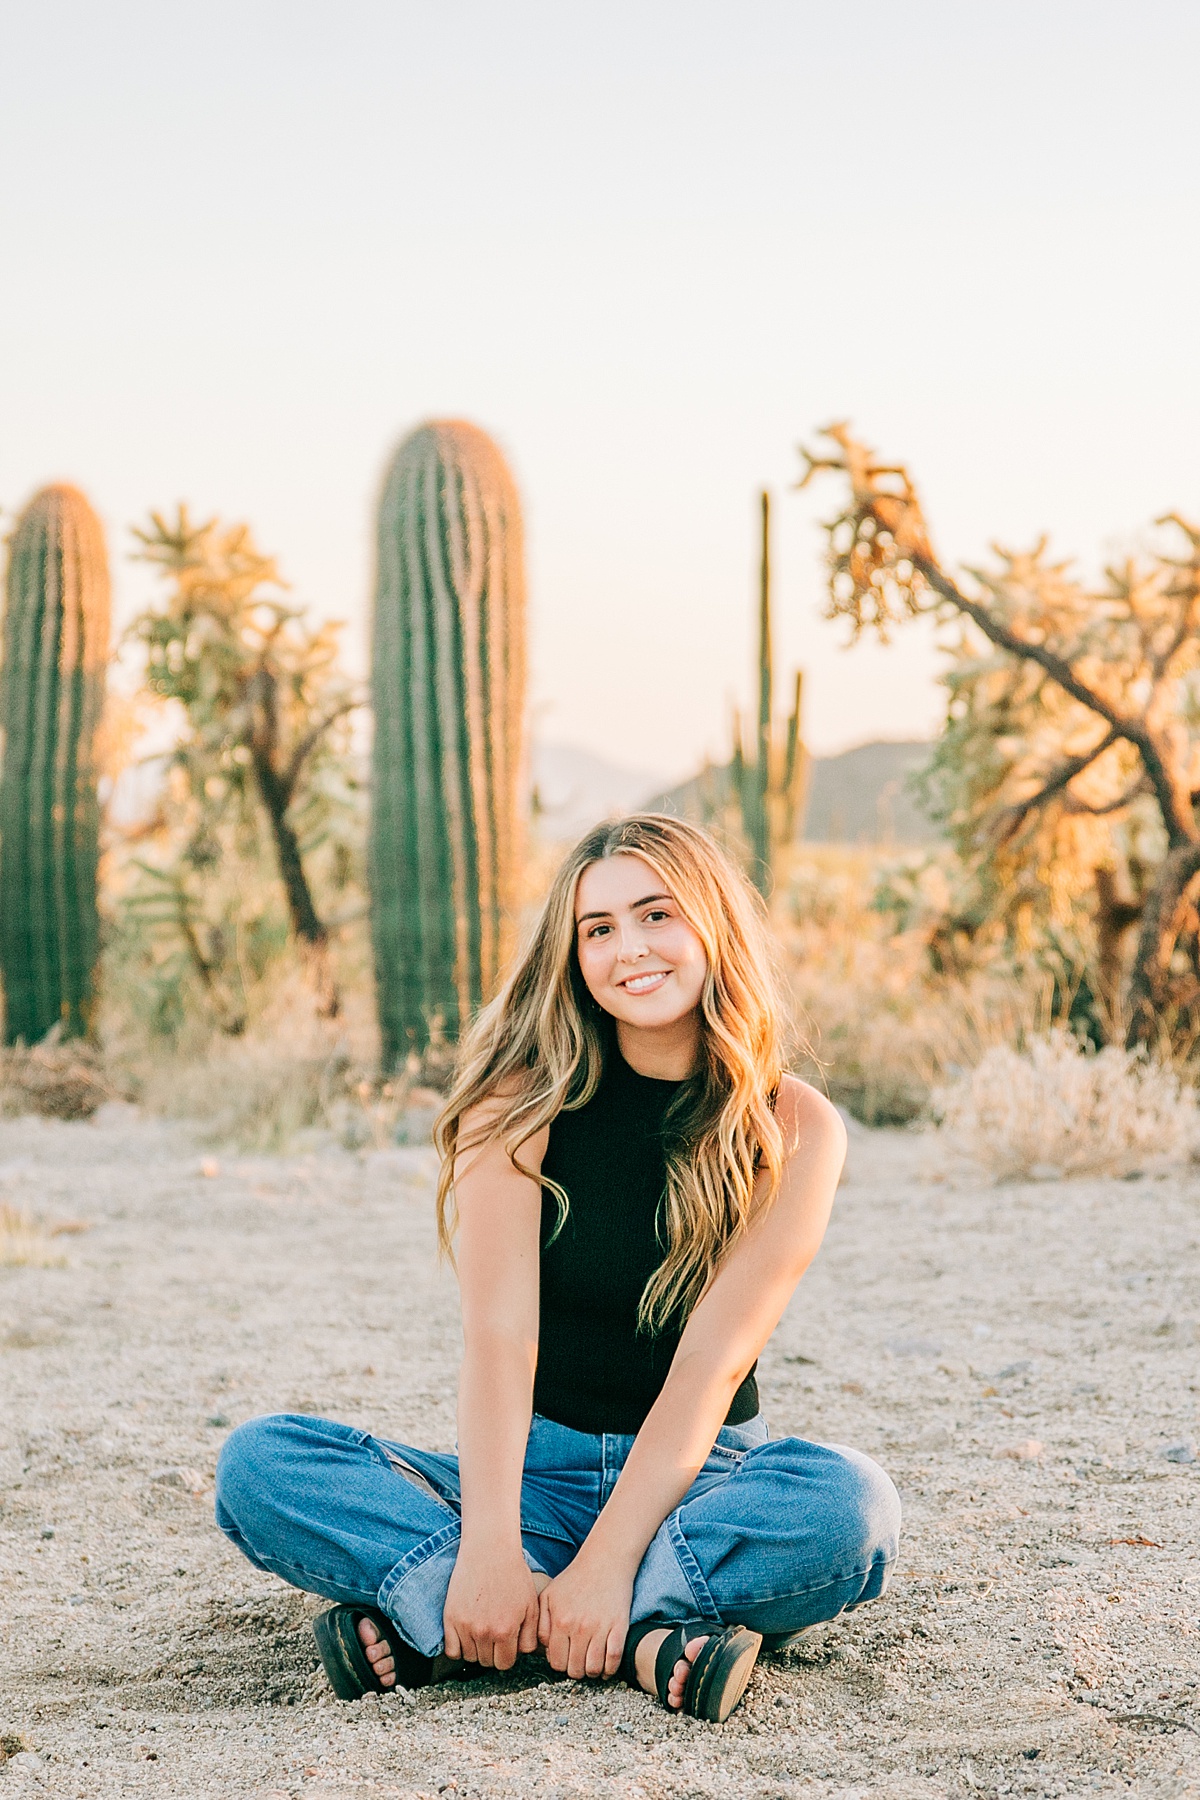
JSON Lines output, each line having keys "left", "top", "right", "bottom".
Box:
{"left": 216, "top": 815, "right": 899, "bottom": 1723}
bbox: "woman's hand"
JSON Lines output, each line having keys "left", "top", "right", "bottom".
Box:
{"left": 443, "top": 1545, "right": 541, "bottom": 1669}
{"left": 537, "top": 1550, "right": 633, "bottom": 1679}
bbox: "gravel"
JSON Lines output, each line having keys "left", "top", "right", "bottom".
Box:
{"left": 1, "top": 1111, "right": 1198, "bottom": 1797}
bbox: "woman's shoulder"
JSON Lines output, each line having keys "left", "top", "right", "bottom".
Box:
{"left": 773, "top": 1073, "right": 847, "bottom": 1160}
{"left": 459, "top": 1077, "right": 549, "bottom": 1147}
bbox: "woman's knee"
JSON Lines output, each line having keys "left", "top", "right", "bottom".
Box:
{"left": 818, "top": 1443, "right": 901, "bottom": 1573}
{"left": 753, "top": 1438, "right": 901, "bottom": 1570}
{"left": 215, "top": 1412, "right": 358, "bottom": 1522}
{"left": 216, "top": 1414, "right": 295, "bottom": 1520}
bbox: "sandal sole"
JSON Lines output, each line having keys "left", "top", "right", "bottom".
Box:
{"left": 687, "top": 1626, "right": 762, "bottom": 1722}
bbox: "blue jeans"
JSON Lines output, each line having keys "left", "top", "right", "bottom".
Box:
{"left": 215, "top": 1412, "right": 900, "bottom": 1660}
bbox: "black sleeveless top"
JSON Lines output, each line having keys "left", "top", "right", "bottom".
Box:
{"left": 532, "top": 1046, "right": 759, "bottom": 1434}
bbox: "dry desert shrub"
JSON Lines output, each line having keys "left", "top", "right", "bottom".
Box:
{"left": 132, "top": 977, "right": 440, "bottom": 1152}
{"left": 0, "top": 1030, "right": 117, "bottom": 1121}
{"left": 0, "top": 1204, "right": 67, "bottom": 1269}
{"left": 779, "top": 851, "right": 1044, "bottom": 1124}
{"left": 934, "top": 1029, "right": 1198, "bottom": 1180}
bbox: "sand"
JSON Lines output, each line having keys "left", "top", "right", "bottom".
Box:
{"left": 0, "top": 1108, "right": 1198, "bottom": 1799}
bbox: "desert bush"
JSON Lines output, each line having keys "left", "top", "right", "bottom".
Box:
{"left": 780, "top": 850, "right": 1047, "bottom": 1124}
{"left": 129, "top": 969, "right": 439, "bottom": 1152}
{"left": 0, "top": 1030, "right": 117, "bottom": 1121}
{"left": 127, "top": 507, "right": 361, "bottom": 1023}
{"left": 934, "top": 1029, "right": 1197, "bottom": 1180}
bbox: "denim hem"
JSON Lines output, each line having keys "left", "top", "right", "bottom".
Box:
{"left": 377, "top": 1520, "right": 462, "bottom": 1657}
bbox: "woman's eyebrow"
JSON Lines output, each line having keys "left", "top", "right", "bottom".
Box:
{"left": 575, "top": 892, "right": 671, "bottom": 924}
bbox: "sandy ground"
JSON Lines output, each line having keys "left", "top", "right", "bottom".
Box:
{"left": 0, "top": 1110, "right": 1198, "bottom": 1800}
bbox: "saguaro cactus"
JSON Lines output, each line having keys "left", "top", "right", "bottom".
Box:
{"left": 731, "top": 491, "right": 807, "bottom": 896}
{"left": 0, "top": 486, "right": 111, "bottom": 1043}
{"left": 370, "top": 420, "right": 527, "bottom": 1069}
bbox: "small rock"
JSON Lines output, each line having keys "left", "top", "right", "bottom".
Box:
{"left": 150, "top": 1465, "right": 210, "bottom": 1494}
{"left": 0, "top": 1733, "right": 31, "bottom": 1761}
{"left": 4, "top": 1751, "right": 44, "bottom": 1775}
{"left": 995, "top": 1360, "right": 1034, "bottom": 1380}
{"left": 206, "top": 1414, "right": 231, "bottom": 1429}
{"left": 39, "top": 1527, "right": 54, "bottom": 1540}
{"left": 199, "top": 1158, "right": 221, "bottom": 1179}
{"left": 995, "top": 1439, "right": 1044, "bottom": 1461}
{"left": 554, "top": 1714, "right": 569, "bottom": 1726}
{"left": 1161, "top": 1440, "right": 1196, "bottom": 1464}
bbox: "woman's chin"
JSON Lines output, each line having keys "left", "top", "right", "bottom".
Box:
{"left": 610, "top": 999, "right": 695, "bottom": 1032}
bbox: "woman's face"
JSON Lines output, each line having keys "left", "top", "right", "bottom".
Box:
{"left": 573, "top": 853, "right": 708, "bottom": 1032}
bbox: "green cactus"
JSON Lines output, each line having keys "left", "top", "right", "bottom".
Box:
{"left": 0, "top": 485, "right": 111, "bottom": 1044}
{"left": 731, "top": 490, "right": 808, "bottom": 896}
{"left": 370, "top": 420, "right": 527, "bottom": 1070}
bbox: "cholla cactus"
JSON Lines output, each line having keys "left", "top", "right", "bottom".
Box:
{"left": 0, "top": 486, "right": 111, "bottom": 1043}
{"left": 370, "top": 420, "right": 527, "bottom": 1068}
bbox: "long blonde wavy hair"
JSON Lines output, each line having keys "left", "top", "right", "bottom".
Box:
{"left": 434, "top": 813, "right": 789, "bottom": 1331}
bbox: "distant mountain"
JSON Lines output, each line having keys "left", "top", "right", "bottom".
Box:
{"left": 640, "top": 738, "right": 937, "bottom": 846}
{"left": 531, "top": 743, "right": 668, "bottom": 842}
{"left": 804, "top": 740, "right": 935, "bottom": 844}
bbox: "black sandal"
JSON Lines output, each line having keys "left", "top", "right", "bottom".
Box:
{"left": 622, "top": 1618, "right": 763, "bottom": 1722}
{"left": 312, "top": 1604, "right": 465, "bottom": 1701}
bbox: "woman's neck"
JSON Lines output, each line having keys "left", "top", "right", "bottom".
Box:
{"left": 615, "top": 1014, "right": 700, "bottom": 1082}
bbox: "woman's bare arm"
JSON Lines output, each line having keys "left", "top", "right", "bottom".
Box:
{"left": 442, "top": 1103, "right": 547, "bottom": 1668}
{"left": 537, "top": 1077, "right": 845, "bottom": 1677}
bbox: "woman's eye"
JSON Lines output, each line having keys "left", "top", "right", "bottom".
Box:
{"left": 645, "top": 909, "right": 669, "bottom": 923}
{"left": 583, "top": 922, "right": 611, "bottom": 939}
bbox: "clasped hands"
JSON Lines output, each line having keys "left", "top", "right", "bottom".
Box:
{"left": 443, "top": 1542, "right": 632, "bottom": 1679}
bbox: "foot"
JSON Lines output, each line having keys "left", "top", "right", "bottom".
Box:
{"left": 356, "top": 1614, "right": 397, "bottom": 1689}
{"left": 633, "top": 1628, "right": 708, "bottom": 1710}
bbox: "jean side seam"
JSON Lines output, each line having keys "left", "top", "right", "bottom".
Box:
{"left": 665, "top": 1513, "right": 724, "bottom": 1625}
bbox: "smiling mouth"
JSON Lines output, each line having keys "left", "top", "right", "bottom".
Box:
{"left": 620, "top": 970, "right": 671, "bottom": 995}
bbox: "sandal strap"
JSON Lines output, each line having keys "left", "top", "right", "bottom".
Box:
{"left": 623, "top": 1618, "right": 708, "bottom": 1705}
{"left": 621, "top": 1617, "right": 668, "bottom": 1689}
{"left": 652, "top": 1627, "right": 690, "bottom": 1704}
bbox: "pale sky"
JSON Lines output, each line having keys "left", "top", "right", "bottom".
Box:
{"left": 3, "top": 1, "right": 1199, "bottom": 781}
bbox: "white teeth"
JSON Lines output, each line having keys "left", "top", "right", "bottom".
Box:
{"left": 624, "top": 972, "right": 667, "bottom": 993}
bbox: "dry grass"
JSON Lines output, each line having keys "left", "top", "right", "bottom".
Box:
{"left": 0, "top": 1203, "right": 67, "bottom": 1268}
{"left": 130, "top": 974, "right": 442, "bottom": 1152}
{"left": 933, "top": 1028, "right": 1199, "bottom": 1180}
{"left": 777, "top": 849, "right": 1045, "bottom": 1124}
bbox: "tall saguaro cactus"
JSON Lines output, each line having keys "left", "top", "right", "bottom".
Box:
{"left": 731, "top": 491, "right": 808, "bottom": 896}
{"left": 0, "top": 486, "right": 111, "bottom": 1043}
{"left": 370, "top": 420, "right": 527, "bottom": 1070}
